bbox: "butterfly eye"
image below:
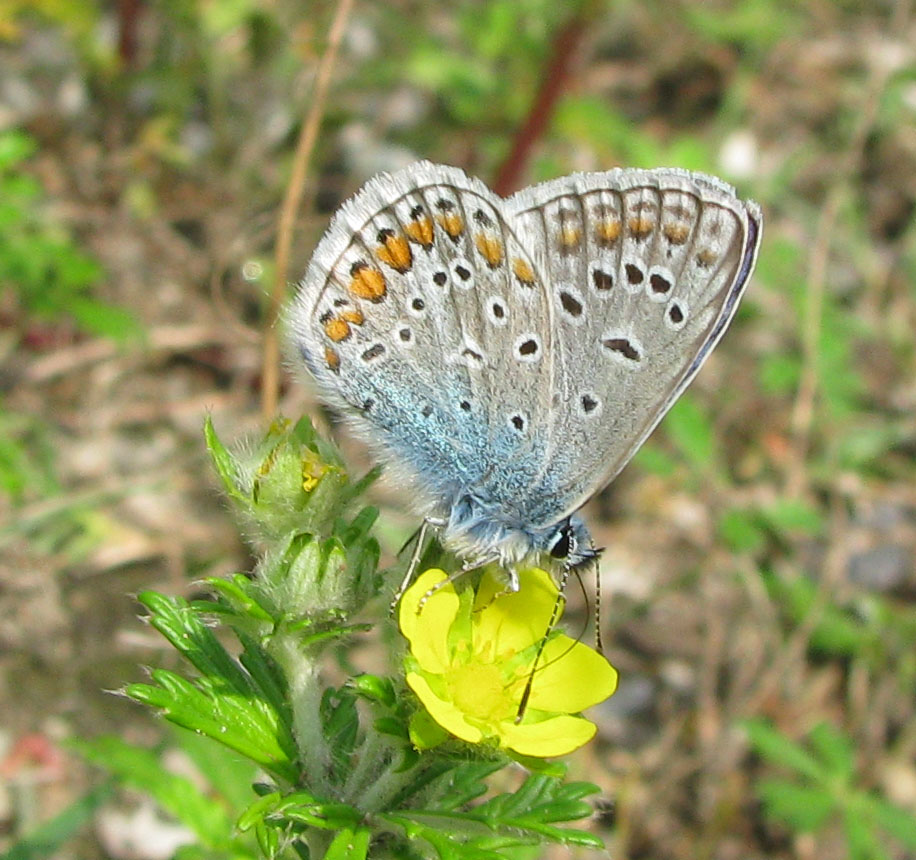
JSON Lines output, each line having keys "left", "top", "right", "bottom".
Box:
{"left": 549, "top": 523, "right": 574, "bottom": 559}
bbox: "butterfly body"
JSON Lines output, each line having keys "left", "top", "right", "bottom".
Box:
{"left": 288, "top": 162, "right": 761, "bottom": 579}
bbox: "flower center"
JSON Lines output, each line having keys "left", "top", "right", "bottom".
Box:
{"left": 448, "top": 662, "right": 514, "bottom": 722}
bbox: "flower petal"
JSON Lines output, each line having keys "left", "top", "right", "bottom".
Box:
{"left": 499, "top": 714, "right": 597, "bottom": 757}
{"left": 526, "top": 635, "right": 618, "bottom": 713}
{"left": 399, "top": 569, "right": 458, "bottom": 674}
{"left": 406, "top": 671, "right": 483, "bottom": 743}
{"left": 472, "top": 567, "right": 561, "bottom": 656}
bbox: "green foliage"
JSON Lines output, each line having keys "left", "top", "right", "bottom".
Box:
{"left": 718, "top": 498, "right": 824, "bottom": 553}
{"left": 744, "top": 719, "right": 916, "bottom": 860}
{"left": 682, "top": 0, "right": 806, "bottom": 53}
{"left": 2, "top": 784, "right": 113, "bottom": 860}
{"left": 0, "top": 399, "right": 59, "bottom": 504}
{"left": 0, "top": 129, "right": 142, "bottom": 343}
{"left": 80, "top": 417, "right": 604, "bottom": 859}
{"left": 760, "top": 569, "right": 916, "bottom": 689}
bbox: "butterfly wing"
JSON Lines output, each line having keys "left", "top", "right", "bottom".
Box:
{"left": 286, "top": 162, "right": 556, "bottom": 520}
{"left": 503, "top": 168, "right": 762, "bottom": 527}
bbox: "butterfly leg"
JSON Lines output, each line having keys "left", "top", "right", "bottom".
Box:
{"left": 413, "top": 554, "right": 500, "bottom": 614}
{"left": 469, "top": 565, "right": 521, "bottom": 614}
{"left": 389, "top": 516, "right": 447, "bottom": 615}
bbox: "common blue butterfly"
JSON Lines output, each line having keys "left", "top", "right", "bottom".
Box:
{"left": 287, "top": 162, "right": 762, "bottom": 594}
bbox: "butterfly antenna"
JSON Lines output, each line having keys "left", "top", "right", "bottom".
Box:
{"left": 515, "top": 566, "right": 571, "bottom": 723}
{"left": 591, "top": 541, "right": 604, "bottom": 654}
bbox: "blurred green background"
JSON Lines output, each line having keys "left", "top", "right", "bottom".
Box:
{"left": 1, "top": 1, "right": 915, "bottom": 858}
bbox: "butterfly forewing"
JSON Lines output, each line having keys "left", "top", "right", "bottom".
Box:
{"left": 289, "top": 163, "right": 555, "bottom": 516}
{"left": 503, "top": 169, "right": 761, "bottom": 526}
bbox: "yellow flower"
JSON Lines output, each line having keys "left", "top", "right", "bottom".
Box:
{"left": 399, "top": 567, "right": 618, "bottom": 757}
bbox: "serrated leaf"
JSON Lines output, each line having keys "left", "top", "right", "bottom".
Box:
{"left": 126, "top": 673, "right": 297, "bottom": 783}
{"left": 203, "top": 576, "right": 274, "bottom": 623}
{"left": 281, "top": 801, "right": 362, "bottom": 830}
{"left": 237, "top": 633, "right": 293, "bottom": 720}
{"left": 381, "top": 773, "right": 604, "bottom": 855}
{"left": 432, "top": 762, "right": 501, "bottom": 811}
{"left": 204, "top": 415, "right": 248, "bottom": 503}
{"left": 255, "top": 820, "right": 280, "bottom": 859}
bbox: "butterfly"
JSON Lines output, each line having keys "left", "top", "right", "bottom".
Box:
{"left": 287, "top": 161, "right": 762, "bottom": 596}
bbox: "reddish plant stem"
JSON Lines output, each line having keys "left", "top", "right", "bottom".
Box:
{"left": 117, "top": 0, "right": 141, "bottom": 67}
{"left": 491, "top": 10, "right": 592, "bottom": 196}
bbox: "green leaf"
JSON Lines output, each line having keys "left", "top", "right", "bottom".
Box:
{"left": 204, "top": 416, "right": 248, "bottom": 503}
{"left": 761, "top": 570, "right": 875, "bottom": 658}
{"left": 2, "top": 782, "right": 112, "bottom": 860}
{"left": 760, "top": 498, "right": 824, "bottom": 536}
{"left": 808, "top": 722, "right": 855, "bottom": 780}
{"left": 718, "top": 509, "right": 767, "bottom": 552}
{"left": 843, "top": 806, "right": 889, "bottom": 860}
{"left": 324, "top": 827, "right": 371, "bottom": 860}
{"left": 172, "top": 726, "right": 259, "bottom": 814}
{"left": 74, "top": 737, "right": 230, "bottom": 847}
{"left": 664, "top": 395, "right": 716, "bottom": 472}
{"left": 742, "top": 719, "right": 826, "bottom": 781}
{"left": 865, "top": 794, "right": 916, "bottom": 849}
{"left": 127, "top": 671, "right": 297, "bottom": 782}
{"left": 0, "top": 130, "right": 37, "bottom": 169}
{"left": 202, "top": 575, "right": 274, "bottom": 623}
{"left": 631, "top": 443, "right": 678, "bottom": 477}
{"left": 350, "top": 673, "right": 397, "bottom": 708}
{"left": 237, "top": 791, "right": 284, "bottom": 832}
{"left": 69, "top": 296, "right": 144, "bottom": 343}
{"left": 756, "top": 778, "right": 835, "bottom": 832}
{"left": 382, "top": 772, "right": 604, "bottom": 857}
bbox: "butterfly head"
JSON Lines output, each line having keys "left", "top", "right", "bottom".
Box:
{"left": 544, "top": 515, "right": 599, "bottom": 570}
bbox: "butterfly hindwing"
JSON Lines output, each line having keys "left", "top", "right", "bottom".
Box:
{"left": 503, "top": 169, "right": 762, "bottom": 526}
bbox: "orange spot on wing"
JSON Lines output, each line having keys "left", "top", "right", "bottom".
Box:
{"left": 474, "top": 233, "right": 504, "bottom": 268}
{"left": 696, "top": 247, "right": 718, "bottom": 267}
{"left": 512, "top": 257, "right": 535, "bottom": 286}
{"left": 376, "top": 233, "right": 412, "bottom": 272}
{"left": 405, "top": 217, "right": 434, "bottom": 247}
{"left": 325, "top": 347, "right": 340, "bottom": 372}
{"left": 348, "top": 263, "right": 387, "bottom": 301}
{"left": 436, "top": 212, "right": 464, "bottom": 241}
{"left": 595, "top": 219, "right": 622, "bottom": 244}
{"left": 341, "top": 308, "right": 364, "bottom": 325}
{"left": 663, "top": 222, "right": 691, "bottom": 245}
{"left": 559, "top": 225, "right": 581, "bottom": 250}
{"left": 628, "top": 215, "right": 655, "bottom": 239}
{"left": 324, "top": 317, "right": 351, "bottom": 342}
